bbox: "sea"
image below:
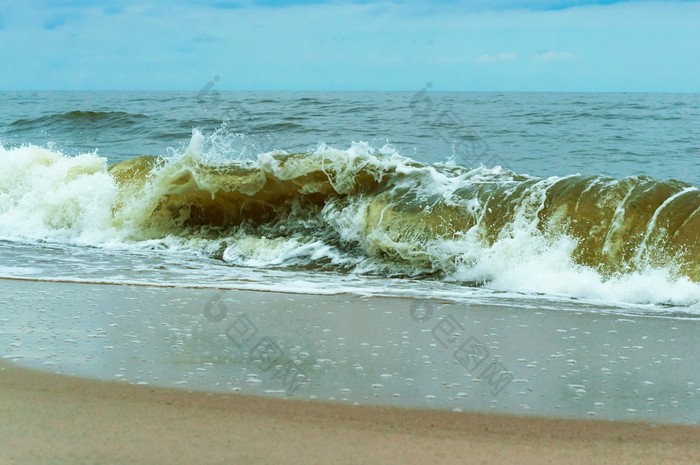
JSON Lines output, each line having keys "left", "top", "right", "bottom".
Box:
{"left": 1, "top": 90, "right": 699, "bottom": 315}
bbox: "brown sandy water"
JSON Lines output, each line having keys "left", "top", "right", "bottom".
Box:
{"left": 109, "top": 153, "right": 700, "bottom": 281}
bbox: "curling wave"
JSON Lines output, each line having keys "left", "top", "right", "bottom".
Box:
{"left": 1, "top": 132, "right": 698, "bottom": 306}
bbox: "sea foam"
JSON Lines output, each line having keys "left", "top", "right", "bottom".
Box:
{"left": 1, "top": 133, "right": 698, "bottom": 308}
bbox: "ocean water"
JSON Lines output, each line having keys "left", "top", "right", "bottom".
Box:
{"left": 1, "top": 90, "right": 699, "bottom": 314}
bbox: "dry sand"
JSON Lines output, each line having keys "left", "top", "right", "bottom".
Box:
{"left": 2, "top": 360, "right": 699, "bottom": 465}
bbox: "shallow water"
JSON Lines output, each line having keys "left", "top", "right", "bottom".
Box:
{"left": 2, "top": 279, "right": 699, "bottom": 425}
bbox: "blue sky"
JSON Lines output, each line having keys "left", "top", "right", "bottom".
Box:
{"left": 1, "top": 0, "right": 698, "bottom": 91}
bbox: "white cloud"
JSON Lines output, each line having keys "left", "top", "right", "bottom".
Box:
{"left": 477, "top": 52, "right": 516, "bottom": 63}
{"left": 2, "top": 1, "right": 700, "bottom": 91}
{"left": 533, "top": 51, "right": 574, "bottom": 62}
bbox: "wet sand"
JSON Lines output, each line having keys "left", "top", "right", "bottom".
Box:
{"left": 2, "top": 278, "right": 700, "bottom": 463}
{"left": 2, "top": 360, "right": 700, "bottom": 465}
{"left": 3, "top": 278, "right": 700, "bottom": 423}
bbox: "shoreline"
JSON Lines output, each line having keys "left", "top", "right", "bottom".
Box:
{"left": 2, "top": 360, "right": 700, "bottom": 464}
{"left": 3, "top": 277, "right": 700, "bottom": 463}
{"left": 2, "top": 278, "right": 700, "bottom": 424}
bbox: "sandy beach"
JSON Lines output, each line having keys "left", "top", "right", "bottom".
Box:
{"left": 3, "top": 278, "right": 700, "bottom": 423}
{"left": 1, "top": 278, "right": 700, "bottom": 464}
{"left": 1, "top": 359, "right": 699, "bottom": 464}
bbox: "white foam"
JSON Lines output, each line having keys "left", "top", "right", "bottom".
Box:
{"left": 449, "top": 227, "right": 700, "bottom": 307}
{"left": 0, "top": 144, "right": 118, "bottom": 243}
{"left": 0, "top": 136, "right": 698, "bottom": 309}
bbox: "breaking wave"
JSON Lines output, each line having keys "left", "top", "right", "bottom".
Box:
{"left": 1, "top": 130, "right": 698, "bottom": 306}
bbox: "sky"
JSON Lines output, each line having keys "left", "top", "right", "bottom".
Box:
{"left": 0, "top": 0, "right": 698, "bottom": 92}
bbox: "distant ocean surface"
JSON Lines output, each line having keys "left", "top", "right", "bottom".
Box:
{"left": 1, "top": 91, "right": 699, "bottom": 314}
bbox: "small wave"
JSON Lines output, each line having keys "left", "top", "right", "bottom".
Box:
{"left": 9, "top": 111, "right": 149, "bottom": 131}
{"left": 256, "top": 122, "right": 304, "bottom": 131}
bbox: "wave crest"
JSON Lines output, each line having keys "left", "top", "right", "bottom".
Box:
{"left": 1, "top": 132, "right": 698, "bottom": 305}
